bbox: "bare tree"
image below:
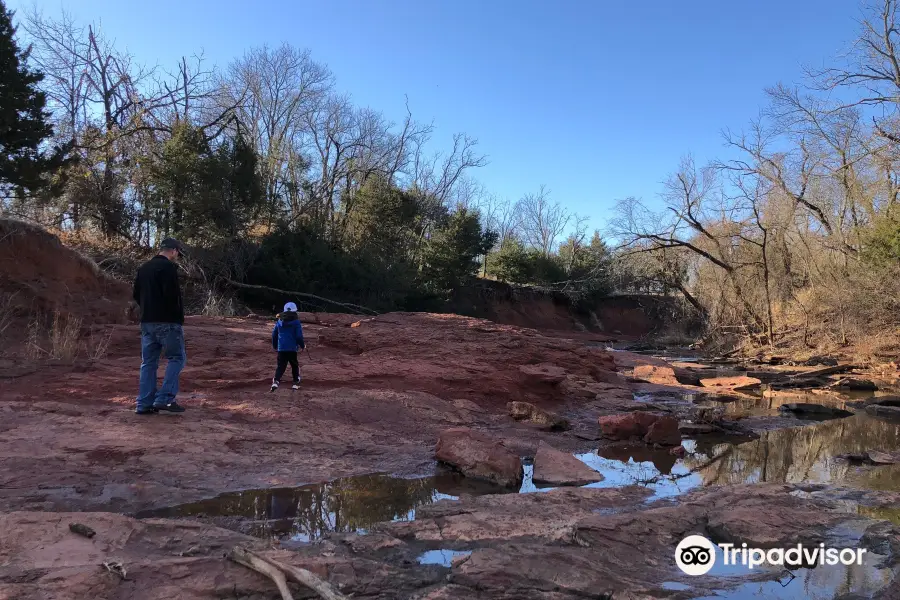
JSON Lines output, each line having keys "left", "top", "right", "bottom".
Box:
{"left": 809, "top": 0, "right": 900, "bottom": 110}
{"left": 412, "top": 133, "right": 487, "bottom": 206}
{"left": 478, "top": 194, "right": 520, "bottom": 243}
{"left": 516, "top": 185, "right": 569, "bottom": 257}
{"left": 221, "top": 43, "right": 333, "bottom": 215}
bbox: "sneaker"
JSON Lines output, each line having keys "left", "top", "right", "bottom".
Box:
{"left": 291, "top": 383, "right": 300, "bottom": 390}
{"left": 155, "top": 402, "right": 186, "bottom": 413}
{"left": 271, "top": 381, "right": 279, "bottom": 392}
{"left": 135, "top": 406, "right": 158, "bottom": 415}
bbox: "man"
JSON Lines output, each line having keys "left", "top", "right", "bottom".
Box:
{"left": 132, "top": 238, "right": 187, "bottom": 415}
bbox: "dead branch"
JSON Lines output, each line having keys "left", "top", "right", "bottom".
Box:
{"left": 228, "top": 546, "right": 348, "bottom": 600}
{"left": 216, "top": 278, "right": 379, "bottom": 316}
{"left": 229, "top": 547, "right": 294, "bottom": 600}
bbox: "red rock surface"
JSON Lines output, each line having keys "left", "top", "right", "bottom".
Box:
{"left": 2, "top": 484, "right": 898, "bottom": 600}
{"left": 435, "top": 428, "right": 524, "bottom": 488}
{"left": 0, "top": 312, "right": 632, "bottom": 513}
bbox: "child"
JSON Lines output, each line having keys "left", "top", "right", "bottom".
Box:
{"left": 271, "top": 302, "right": 305, "bottom": 391}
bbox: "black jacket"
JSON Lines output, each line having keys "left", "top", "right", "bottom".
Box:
{"left": 133, "top": 255, "right": 184, "bottom": 324}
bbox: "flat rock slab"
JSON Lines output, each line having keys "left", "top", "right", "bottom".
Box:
{"left": 866, "top": 404, "right": 900, "bottom": 420}
{"left": 700, "top": 375, "right": 762, "bottom": 389}
{"left": 633, "top": 364, "right": 701, "bottom": 386}
{"left": 838, "top": 450, "right": 900, "bottom": 465}
{"left": 518, "top": 363, "right": 567, "bottom": 385}
{"left": 832, "top": 378, "right": 879, "bottom": 391}
{"left": 532, "top": 441, "right": 603, "bottom": 487}
{"left": 779, "top": 402, "right": 854, "bottom": 417}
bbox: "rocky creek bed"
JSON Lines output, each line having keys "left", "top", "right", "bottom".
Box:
{"left": 2, "top": 314, "right": 900, "bottom": 599}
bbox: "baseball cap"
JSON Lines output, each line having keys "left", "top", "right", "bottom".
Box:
{"left": 283, "top": 302, "right": 298, "bottom": 312}
{"left": 160, "top": 238, "right": 185, "bottom": 255}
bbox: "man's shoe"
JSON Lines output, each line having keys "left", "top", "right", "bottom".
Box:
{"left": 155, "top": 402, "right": 186, "bottom": 413}
{"left": 135, "top": 406, "right": 158, "bottom": 415}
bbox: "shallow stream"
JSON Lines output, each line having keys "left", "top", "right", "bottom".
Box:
{"left": 137, "top": 386, "right": 900, "bottom": 598}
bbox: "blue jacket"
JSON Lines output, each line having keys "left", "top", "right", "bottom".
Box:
{"left": 272, "top": 311, "right": 305, "bottom": 352}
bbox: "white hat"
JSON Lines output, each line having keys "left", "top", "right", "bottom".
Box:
{"left": 283, "top": 302, "right": 298, "bottom": 312}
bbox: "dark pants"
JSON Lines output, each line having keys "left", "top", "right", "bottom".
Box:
{"left": 273, "top": 351, "right": 300, "bottom": 384}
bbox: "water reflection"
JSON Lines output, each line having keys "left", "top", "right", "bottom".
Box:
{"left": 589, "top": 414, "right": 900, "bottom": 496}
{"left": 136, "top": 471, "right": 495, "bottom": 541}
{"left": 417, "top": 549, "right": 472, "bottom": 567}
{"left": 697, "top": 390, "right": 863, "bottom": 419}
{"left": 693, "top": 554, "right": 895, "bottom": 599}
{"left": 688, "top": 414, "right": 900, "bottom": 490}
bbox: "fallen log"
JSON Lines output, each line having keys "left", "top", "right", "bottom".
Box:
{"left": 228, "top": 546, "right": 347, "bottom": 600}
{"left": 802, "top": 364, "right": 857, "bottom": 378}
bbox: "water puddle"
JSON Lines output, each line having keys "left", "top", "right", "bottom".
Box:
{"left": 584, "top": 413, "right": 900, "bottom": 499}
{"left": 695, "top": 562, "right": 895, "bottom": 599}
{"left": 138, "top": 412, "right": 900, "bottom": 545}
{"left": 135, "top": 472, "right": 490, "bottom": 542}
{"left": 416, "top": 549, "right": 472, "bottom": 567}
{"left": 689, "top": 544, "right": 894, "bottom": 599}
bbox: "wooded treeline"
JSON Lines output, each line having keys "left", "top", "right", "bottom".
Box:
{"left": 610, "top": 0, "right": 900, "bottom": 353}
{"left": 3, "top": 0, "right": 900, "bottom": 352}
{"left": 0, "top": 2, "right": 622, "bottom": 313}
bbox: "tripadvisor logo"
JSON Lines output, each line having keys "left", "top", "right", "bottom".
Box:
{"left": 676, "top": 535, "right": 717, "bottom": 576}
{"left": 675, "top": 535, "right": 867, "bottom": 576}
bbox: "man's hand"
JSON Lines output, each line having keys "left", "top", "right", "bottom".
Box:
{"left": 127, "top": 301, "right": 140, "bottom": 323}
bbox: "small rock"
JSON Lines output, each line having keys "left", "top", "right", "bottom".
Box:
{"left": 507, "top": 401, "right": 569, "bottom": 431}
{"left": 69, "top": 523, "right": 96, "bottom": 539}
{"left": 643, "top": 416, "right": 681, "bottom": 446}
{"left": 435, "top": 428, "right": 523, "bottom": 489}
{"left": 598, "top": 412, "right": 658, "bottom": 440}
{"left": 519, "top": 363, "right": 567, "bottom": 385}
{"left": 597, "top": 412, "right": 680, "bottom": 446}
{"left": 669, "top": 445, "right": 687, "bottom": 457}
{"left": 532, "top": 441, "right": 604, "bottom": 486}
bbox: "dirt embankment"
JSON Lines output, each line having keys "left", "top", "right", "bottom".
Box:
{"left": 0, "top": 219, "right": 132, "bottom": 326}
{"left": 446, "top": 280, "right": 694, "bottom": 339}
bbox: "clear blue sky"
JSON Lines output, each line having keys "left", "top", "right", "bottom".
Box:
{"left": 11, "top": 0, "right": 864, "bottom": 232}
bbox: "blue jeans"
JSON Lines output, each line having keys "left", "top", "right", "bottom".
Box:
{"left": 136, "top": 323, "right": 186, "bottom": 410}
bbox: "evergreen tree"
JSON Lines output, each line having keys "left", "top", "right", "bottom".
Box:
{"left": 422, "top": 207, "right": 498, "bottom": 292}
{"left": 0, "top": 0, "right": 59, "bottom": 192}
